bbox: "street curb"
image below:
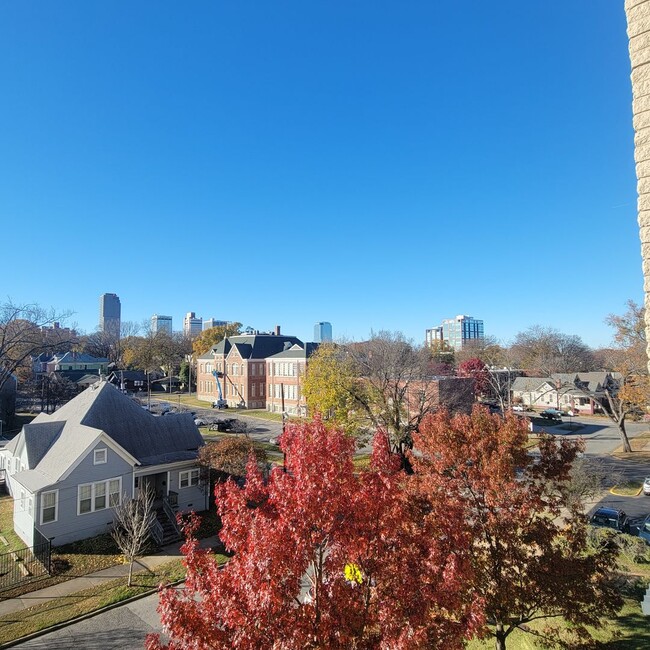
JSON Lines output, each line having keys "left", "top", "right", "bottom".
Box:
{"left": 609, "top": 486, "right": 643, "bottom": 497}
{"left": 0, "top": 578, "right": 185, "bottom": 648}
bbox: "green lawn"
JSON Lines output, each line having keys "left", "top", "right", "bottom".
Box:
{"left": 0, "top": 558, "right": 221, "bottom": 644}
{"left": 464, "top": 591, "right": 650, "bottom": 649}
{"left": 0, "top": 495, "right": 125, "bottom": 597}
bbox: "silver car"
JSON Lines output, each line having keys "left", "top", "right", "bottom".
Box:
{"left": 643, "top": 477, "right": 650, "bottom": 496}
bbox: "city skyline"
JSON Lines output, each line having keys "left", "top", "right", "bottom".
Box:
{"left": 0, "top": 1, "right": 641, "bottom": 349}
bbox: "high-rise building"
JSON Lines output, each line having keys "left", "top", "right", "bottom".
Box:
{"left": 99, "top": 293, "right": 121, "bottom": 338}
{"left": 203, "top": 318, "right": 228, "bottom": 331}
{"left": 183, "top": 312, "right": 203, "bottom": 337}
{"left": 151, "top": 314, "right": 173, "bottom": 334}
{"left": 426, "top": 315, "right": 484, "bottom": 351}
{"left": 313, "top": 322, "right": 333, "bottom": 343}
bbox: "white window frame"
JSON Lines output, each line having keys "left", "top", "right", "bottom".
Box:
{"left": 179, "top": 468, "right": 200, "bottom": 489}
{"left": 77, "top": 477, "right": 122, "bottom": 515}
{"left": 40, "top": 490, "right": 58, "bottom": 524}
{"left": 93, "top": 448, "right": 107, "bottom": 465}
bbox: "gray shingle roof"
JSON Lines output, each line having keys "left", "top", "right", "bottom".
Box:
{"left": 268, "top": 342, "right": 320, "bottom": 359}
{"left": 203, "top": 333, "right": 305, "bottom": 360}
{"left": 12, "top": 382, "right": 204, "bottom": 489}
{"left": 54, "top": 352, "right": 109, "bottom": 364}
{"left": 511, "top": 377, "right": 552, "bottom": 392}
{"left": 22, "top": 422, "right": 65, "bottom": 468}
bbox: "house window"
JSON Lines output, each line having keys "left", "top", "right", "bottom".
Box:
{"left": 94, "top": 448, "right": 107, "bottom": 465}
{"left": 179, "top": 469, "right": 199, "bottom": 489}
{"left": 78, "top": 477, "right": 122, "bottom": 515}
{"left": 95, "top": 482, "right": 106, "bottom": 510}
{"left": 41, "top": 490, "right": 58, "bottom": 524}
{"left": 20, "top": 490, "right": 25, "bottom": 511}
{"left": 79, "top": 484, "right": 92, "bottom": 514}
{"left": 109, "top": 479, "right": 120, "bottom": 507}
{"left": 28, "top": 498, "right": 33, "bottom": 518}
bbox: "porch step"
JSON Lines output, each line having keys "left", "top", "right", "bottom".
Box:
{"left": 156, "top": 510, "right": 181, "bottom": 545}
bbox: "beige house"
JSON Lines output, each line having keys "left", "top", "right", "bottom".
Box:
{"left": 511, "top": 372, "right": 619, "bottom": 414}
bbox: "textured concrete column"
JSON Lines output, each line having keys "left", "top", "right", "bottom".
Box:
{"left": 626, "top": 0, "right": 650, "bottom": 369}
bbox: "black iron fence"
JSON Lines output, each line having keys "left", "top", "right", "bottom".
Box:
{"left": 0, "top": 532, "right": 51, "bottom": 592}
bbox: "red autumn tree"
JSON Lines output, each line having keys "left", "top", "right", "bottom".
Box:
{"left": 457, "top": 357, "right": 490, "bottom": 397}
{"left": 147, "top": 418, "right": 482, "bottom": 650}
{"left": 410, "top": 407, "right": 622, "bottom": 650}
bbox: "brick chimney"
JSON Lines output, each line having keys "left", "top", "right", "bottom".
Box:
{"left": 274, "top": 325, "right": 281, "bottom": 336}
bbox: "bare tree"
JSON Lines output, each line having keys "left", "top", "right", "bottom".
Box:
{"left": 551, "top": 457, "right": 621, "bottom": 512}
{"left": 346, "top": 331, "right": 447, "bottom": 458}
{"left": 77, "top": 330, "right": 118, "bottom": 364}
{"left": 111, "top": 488, "right": 156, "bottom": 587}
{"left": 571, "top": 302, "right": 649, "bottom": 454}
{"left": 509, "top": 325, "right": 594, "bottom": 375}
{"left": 0, "top": 301, "right": 74, "bottom": 391}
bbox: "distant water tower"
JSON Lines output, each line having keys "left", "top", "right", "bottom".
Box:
{"left": 314, "top": 322, "right": 332, "bottom": 343}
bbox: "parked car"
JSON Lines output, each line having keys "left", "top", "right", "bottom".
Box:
{"left": 639, "top": 514, "right": 650, "bottom": 544}
{"left": 589, "top": 507, "right": 631, "bottom": 534}
{"left": 194, "top": 418, "right": 207, "bottom": 426}
{"left": 539, "top": 408, "right": 563, "bottom": 421}
{"left": 209, "top": 418, "right": 238, "bottom": 432}
{"left": 643, "top": 477, "right": 650, "bottom": 496}
{"left": 512, "top": 405, "right": 525, "bottom": 412}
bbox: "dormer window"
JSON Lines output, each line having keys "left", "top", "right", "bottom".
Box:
{"left": 94, "top": 448, "right": 107, "bottom": 465}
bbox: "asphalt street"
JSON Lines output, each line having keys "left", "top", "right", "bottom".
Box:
{"left": 533, "top": 414, "right": 650, "bottom": 529}
{"left": 12, "top": 590, "right": 169, "bottom": 649}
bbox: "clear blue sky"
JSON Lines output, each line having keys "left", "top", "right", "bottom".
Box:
{"left": 0, "top": 1, "right": 641, "bottom": 348}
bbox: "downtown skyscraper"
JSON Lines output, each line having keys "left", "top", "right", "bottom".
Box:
{"left": 99, "top": 293, "right": 121, "bottom": 338}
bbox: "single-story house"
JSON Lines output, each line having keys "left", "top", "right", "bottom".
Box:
{"left": 107, "top": 370, "right": 148, "bottom": 392}
{"left": 0, "top": 380, "right": 205, "bottom": 547}
{"left": 511, "top": 372, "right": 619, "bottom": 414}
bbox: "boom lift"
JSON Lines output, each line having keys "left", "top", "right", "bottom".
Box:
{"left": 211, "top": 371, "right": 228, "bottom": 409}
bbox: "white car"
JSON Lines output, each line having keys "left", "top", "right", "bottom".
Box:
{"left": 643, "top": 477, "right": 650, "bottom": 496}
{"left": 512, "top": 405, "right": 525, "bottom": 412}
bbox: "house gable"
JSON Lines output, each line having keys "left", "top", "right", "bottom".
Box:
{"left": 58, "top": 432, "right": 138, "bottom": 483}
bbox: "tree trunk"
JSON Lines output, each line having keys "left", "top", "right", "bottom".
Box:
{"left": 494, "top": 623, "right": 507, "bottom": 650}
{"left": 626, "top": 0, "right": 650, "bottom": 373}
{"left": 128, "top": 558, "right": 134, "bottom": 587}
{"left": 617, "top": 419, "right": 633, "bottom": 453}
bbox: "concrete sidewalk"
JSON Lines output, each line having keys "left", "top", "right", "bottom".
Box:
{"left": 0, "top": 535, "right": 219, "bottom": 618}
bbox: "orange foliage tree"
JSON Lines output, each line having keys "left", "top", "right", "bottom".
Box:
{"left": 410, "top": 407, "right": 622, "bottom": 650}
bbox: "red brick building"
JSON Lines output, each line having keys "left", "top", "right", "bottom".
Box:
{"left": 195, "top": 328, "right": 303, "bottom": 409}
{"left": 266, "top": 343, "right": 319, "bottom": 416}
